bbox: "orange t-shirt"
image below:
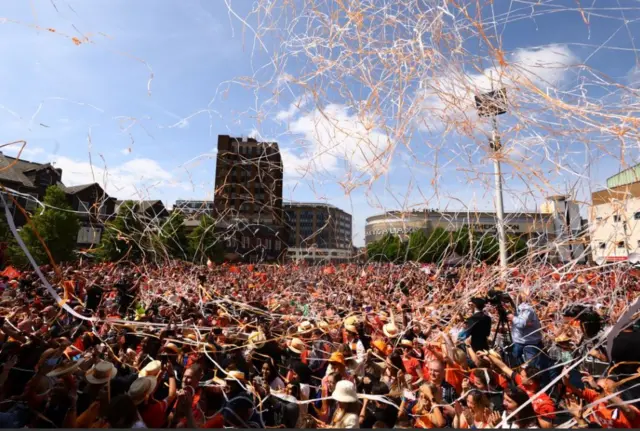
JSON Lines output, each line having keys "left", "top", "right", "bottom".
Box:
{"left": 571, "top": 387, "right": 633, "bottom": 428}
{"left": 403, "top": 357, "right": 421, "bottom": 382}
{"left": 513, "top": 374, "right": 556, "bottom": 421}
{"left": 445, "top": 363, "right": 466, "bottom": 394}
{"left": 412, "top": 403, "right": 434, "bottom": 428}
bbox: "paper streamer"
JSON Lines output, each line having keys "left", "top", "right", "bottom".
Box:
{"left": 0, "top": 191, "right": 93, "bottom": 322}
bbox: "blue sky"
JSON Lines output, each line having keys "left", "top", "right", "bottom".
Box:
{"left": 0, "top": 0, "right": 638, "bottom": 245}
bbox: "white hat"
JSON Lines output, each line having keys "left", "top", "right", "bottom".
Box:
{"left": 345, "top": 324, "right": 359, "bottom": 334}
{"left": 139, "top": 360, "right": 162, "bottom": 378}
{"left": 85, "top": 361, "right": 117, "bottom": 385}
{"left": 298, "top": 321, "right": 314, "bottom": 333}
{"left": 224, "top": 370, "right": 246, "bottom": 382}
{"left": 47, "top": 358, "right": 84, "bottom": 378}
{"left": 248, "top": 331, "right": 266, "bottom": 349}
{"left": 400, "top": 339, "right": 413, "bottom": 348}
{"left": 288, "top": 338, "right": 306, "bottom": 354}
{"left": 383, "top": 323, "right": 400, "bottom": 338}
{"left": 332, "top": 380, "right": 358, "bottom": 403}
{"left": 128, "top": 376, "right": 158, "bottom": 405}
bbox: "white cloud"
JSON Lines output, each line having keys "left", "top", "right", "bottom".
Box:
{"left": 511, "top": 44, "right": 580, "bottom": 88}
{"left": 275, "top": 94, "right": 311, "bottom": 121}
{"left": 51, "top": 155, "right": 187, "bottom": 201}
{"left": 282, "top": 103, "right": 394, "bottom": 180}
{"left": 2, "top": 144, "right": 45, "bottom": 158}
{"left": 416, "top": 44, "right": 580, "bottom": 133}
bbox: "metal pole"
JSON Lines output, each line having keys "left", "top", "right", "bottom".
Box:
{"left": 492, "top": 116, "right": 508, "bottom": 272}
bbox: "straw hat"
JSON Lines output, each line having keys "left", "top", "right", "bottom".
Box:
{"left": 139, "top": 360, "right": 162, "bottom": 378}
{"left": 344, "top": 315, "right": 359, "bottom": 327}
{"left": 555, "top": 334, "right": 573, "bottom": 344}
{"left": 318, "top": 320, "right": 329, "bottom": 332}
{"left": 332, "top": 380, "right": 358, "bottom": 403}
{"left": 298, "top": 321, "right": 314, "bottom": 333}
{"left": 400, "top": 339, "right": 413, "bottom": 348}
{"left": 345, "top": 324, "right": 359, "bottom": 335}
{"left": 383, "top": 323, "right": 400, "bottom": 338}
{"left": 248, "top": 331, "right": 266, "bottom": 349}
{"left": 328, "top": 351, "right": 346, "bottom": 366}
{"left": 163, "top": 343, "right": 182, "bottom": 355}
{"left": 288, "top": 338, "right": 306, "bottom": 354}
{"left": 128, "top": 376, "right": 158, "bottom": 405}
{"left": 47, "top": 359, "right": 84, "bottom": 378}
{"left": 224, "top": 370, "right": 246, "bottom": 382}
{"left": 372, "top": 339, "right": 387, "bottom": 354}
{"left": 85, "top": 361, "right": 117, "bottom": 385}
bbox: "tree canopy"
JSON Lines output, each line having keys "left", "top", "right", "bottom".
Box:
{"left": 366, "top": 227, "right": 530, "bottom": 265}
{"left": 188, "top": 214, "right": 226, "bottom": 264}
{"left": 8, "top": 185, "right": 79, "bottom": 267}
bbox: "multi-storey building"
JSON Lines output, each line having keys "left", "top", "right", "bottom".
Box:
{"left": 365, "top": 201, "right": 587, "bottom": 263}
{"left": 174, "top": 200, "right": 215, "bottom": 216}
{"left": 590, "top": 164, "right": 640, "bottom": 263}
{"left": 284, "top": 202, "right": 353, "bottom": 262}
{"left": 213, "top": 135, "right": 286, "bottom": 261}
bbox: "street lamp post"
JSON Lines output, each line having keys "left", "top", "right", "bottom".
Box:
{"left": 475, "top": 87, "right": 508, "bottom": 273}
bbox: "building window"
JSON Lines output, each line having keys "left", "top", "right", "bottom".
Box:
{"left": 77, "top": 227, "right": 101, "bottom": 245}
{"left": 265, "top": 239, "right": 272, "bottom": 250}
{"left": 275, "top": 240, "right": 281, "bottom": 251}
{"left": 24, "top": 198, "right": 38, "bottom": 212}
{"left": 617, "top": 241, "right": 625, "bottom": 249}
{"left": 256, "top": 238, "right": 262, "bottom": 247}
{"left": 613, "top": 215, "right": 621, "bottom": 222}
{"left": 241, "top": 236, "right": 249, "bottom": 249}
{"left": 78, "top": 201, "right": 90, "bottom": 212}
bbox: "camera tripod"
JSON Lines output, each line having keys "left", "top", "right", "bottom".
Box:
{"left": 492, "top": 305, "right": 514, "bottom": 364}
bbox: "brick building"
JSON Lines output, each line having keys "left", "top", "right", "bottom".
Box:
{"left": 283, "top": 202, "right": 353, "bottom": 262}
{"left": 213, "top": 135, "right": 287, "bottom": 261}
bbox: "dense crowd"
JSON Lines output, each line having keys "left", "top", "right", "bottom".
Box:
{"left": 0, "top": 260, "right": 639, "bottom": 428}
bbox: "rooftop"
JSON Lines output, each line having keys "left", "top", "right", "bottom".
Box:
{"left": 606, "top": 163, "right": 640, "bottom": 189}
{"left": 0, "top": 153, "right": 61, "bottom": 188}
{"left": 592, "top": 181, "right": 640, "bottom": 205}
{"left": 366, "top": 209, "right": 551, "bottom": 223}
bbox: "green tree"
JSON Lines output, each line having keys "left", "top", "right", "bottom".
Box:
{"left": 160, "top": 211, "right": 188, "bottom": 259}
{"left": 451, "top": 227, "right": 472, "bottom": 257}
{"left": 8, "top": 185, "right": 79, "bottom": 267}
{"left": 407, "top": 229, "right": 429, "bottom": 261}
{"left": 188, "top": 215, "right": 225, "bottom": 264}
{"left": 420, "top": 227, "right": 450, "bottom": 263}
{"left": 508, "top": 235, "right": 529, "bottom": 262}
{"left": 382, "top": 234, "right": 407, "bottom": 263}
{"left": 98, "top": 200, "right": 144, "bottom": 262}
{"left": 475, "top": 233, "right": 500, "bottom": 264}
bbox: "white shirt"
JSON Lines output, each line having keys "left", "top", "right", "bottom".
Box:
{"left": 269, "top": 376, "right": 285, "bottom": 391}
{"left": 333, "top": 412, "right": 359, "bottom": 429}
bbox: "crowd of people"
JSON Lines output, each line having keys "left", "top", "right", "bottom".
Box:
{"left": 0, "top": 259, "right": 639, "bottom": 428}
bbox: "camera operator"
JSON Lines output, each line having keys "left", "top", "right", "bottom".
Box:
{"left": 457, "top": 297, "right": 491, "bottom": 351}
{"left": 507, "top": 291, "right": 543, "bottom": 367}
